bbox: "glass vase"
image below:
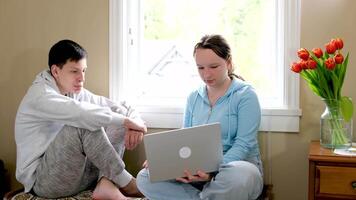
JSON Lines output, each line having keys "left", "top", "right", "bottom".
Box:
{"left": 320, "top": 99, "right": 353, "bottom": 149}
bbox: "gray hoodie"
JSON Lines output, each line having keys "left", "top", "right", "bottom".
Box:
{"left": 15, "top": 69, "right": 141, "bottom": 192}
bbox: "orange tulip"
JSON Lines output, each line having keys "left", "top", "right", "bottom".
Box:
{"left": 325, "top": 57, "right": 336, "bottom": 70}
{"left": 325, "top": 42, "right": 336, "bottom": 54}
{"left": 297, "top": 48, "right": 309, "bottom": 61}
{"left": 334, "top": 53, "right": 344, "bottom": 64}
{"left": 332, "top": 38, "right": 344, "bottom": 50}
{"left": 290, "top": 62, "right": 302, "bottom": 73}
{"left": 312, "top": 48, "right": 323, "bottom": 58}
{"left": 300, "top": 60, "right": 308, "bottom": 69}
{"left": 307, "top": 59, "right": 317, "bottom": 69}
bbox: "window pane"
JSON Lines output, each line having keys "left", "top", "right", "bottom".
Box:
{"left": 130, "top": 0, "right": 280, "bottom": 107}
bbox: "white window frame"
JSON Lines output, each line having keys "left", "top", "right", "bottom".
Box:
{"left": 109, "top": 0, "right": 302, "bottom": 132}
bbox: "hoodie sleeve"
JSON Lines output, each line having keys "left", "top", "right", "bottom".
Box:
{"left": 77, "top": 89, "right": 144, "bottom": 122}
{"left": 27, "top": 88, "right": 126, "bottom": 131}
{"left": 223, "top": 87, "right": 261, "bottom": 163}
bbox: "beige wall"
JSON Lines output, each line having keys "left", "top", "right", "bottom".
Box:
{"left": 1, "top": 0, "right": 356, "bottom": 199}
{"left": 267, "top": 1, "right": 356, "bottom": 199}
{"left": 0, "top": 0, "right": 109, "bottom": 190}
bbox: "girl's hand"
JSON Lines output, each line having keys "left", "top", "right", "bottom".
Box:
{"left": 142, "top": 160, "right": 149, "bottom": 169}
{"left": 176, "top": 170, "right": 212, "bottom": 183}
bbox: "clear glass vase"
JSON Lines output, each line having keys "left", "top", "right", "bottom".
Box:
{"left": 320, "top": 99, "right": 353, "bottom": 149}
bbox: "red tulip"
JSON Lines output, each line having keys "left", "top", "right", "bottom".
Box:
{"left": 307, "top": 59, "right": 317, "bottom": 69}
{"left": 325, "top": 42, "right": 336, "bottom": 54}
{"left": 334, "top": 53, "right": 344, "bottom": 64}
{"left": 312, "top": 48, "right": 323, "bottom": 58}
{"left": 325, "top": 58, "right": 336, "bottom": 70}
{"left": 331, "top": 38, "right": 344, "bottom": 50}
{"left": 290, "top": 62, "right": 302, "bottom": 73}
{"left": 297, "top": 48, "right": 309, "bottom": 61}
{"left": 290, "top": 38, "right": 350, "bottom": 105}
{"left": 300, "top": 60, "right": 308, "bottom": 69}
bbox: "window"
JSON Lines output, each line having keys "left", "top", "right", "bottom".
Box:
{"left": 109, "top": 0, "right": 301, "bottom": 131}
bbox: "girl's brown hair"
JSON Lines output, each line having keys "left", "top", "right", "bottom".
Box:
{"left": 193, "top": 34, "right": 244, "bottom": 81}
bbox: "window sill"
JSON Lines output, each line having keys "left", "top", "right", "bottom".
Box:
{"left": 136, "top": 106, "right": 302, "bottom": 132}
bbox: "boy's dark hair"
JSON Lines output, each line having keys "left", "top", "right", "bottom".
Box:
{"left": 48, "top": 39, "right": 87, "bottom": 72}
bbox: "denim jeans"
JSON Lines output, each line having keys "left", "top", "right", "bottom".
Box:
{"left": 137, "top": 156, "right": 263, "bottom": 200}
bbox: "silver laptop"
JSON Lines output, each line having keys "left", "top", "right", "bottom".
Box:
{"left": 143, "top": 123, "right": 223, "bottom": 182}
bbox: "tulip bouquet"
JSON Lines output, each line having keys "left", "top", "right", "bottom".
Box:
{"left": 291, "top": 38, "right": 353, "bottom": 148}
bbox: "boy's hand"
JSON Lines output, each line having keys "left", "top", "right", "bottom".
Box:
{"left": 125, "top": 129, "right": 144, "bottom": 150}
{"left": 124, "top": 118, "right": 147, "bottom": 133}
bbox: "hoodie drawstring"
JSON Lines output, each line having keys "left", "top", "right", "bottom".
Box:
{"left": 227, "top": 92, "right": 233, "bottom": 144}
{"left": 190, "top": 92, "right": 199, "bottom": 126}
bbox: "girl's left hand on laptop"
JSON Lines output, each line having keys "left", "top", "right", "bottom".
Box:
{"left": 176, "top": 170, "right": 212, "bottom": 183}
{"left": 142, "top": 160, "right": 149, "bottom": 169}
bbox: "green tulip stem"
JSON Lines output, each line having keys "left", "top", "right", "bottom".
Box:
{"left": 325, "top": 100, "right": 349, "bottom": 147}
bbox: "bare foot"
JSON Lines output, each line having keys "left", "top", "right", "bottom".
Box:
{"left": 92, "top": 177, "right": 127, "bottom": 200}
{"left": 120, "top": 178, "right": 144, "bottom": 197}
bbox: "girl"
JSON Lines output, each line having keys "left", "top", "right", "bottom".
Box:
{"left": 137, "top": 34, "right": 263, "bottom": 200}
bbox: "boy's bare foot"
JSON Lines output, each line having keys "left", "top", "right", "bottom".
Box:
{"left": 92, "top": 177, "right": 128, "bottom": 200}
{"left": 120, "top": 178, "right": 144, "bottom": 197}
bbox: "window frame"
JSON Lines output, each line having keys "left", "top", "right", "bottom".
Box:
{"left": 109, "top": 0, "right": 302, "bottom": 132}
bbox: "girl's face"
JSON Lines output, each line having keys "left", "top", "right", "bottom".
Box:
{"left": 194, "top": 48, "right": 232, "bottom": 88}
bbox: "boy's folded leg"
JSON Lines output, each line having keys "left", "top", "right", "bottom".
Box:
{"left": 120, "top": 178, "right": 144, "bottom": 197}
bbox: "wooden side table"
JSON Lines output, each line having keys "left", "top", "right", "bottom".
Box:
{"left": 308, "top": 141, "right": 356, "bottom": 199}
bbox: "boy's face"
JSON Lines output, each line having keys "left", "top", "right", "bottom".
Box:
{"left": 51, "top": 58, "right": 87, "bottom": 95}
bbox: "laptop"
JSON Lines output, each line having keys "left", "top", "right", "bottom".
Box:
{"left": 143, "top": 123, "right": 223, "bottom": 182}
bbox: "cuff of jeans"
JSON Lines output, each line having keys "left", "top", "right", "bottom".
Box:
{"left": 117, "top": 169, "right": 133, "bottom": 187}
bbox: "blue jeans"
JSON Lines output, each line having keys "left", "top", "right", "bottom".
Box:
{"left": 137, "top": 157, "right": 263, "bottom": 200}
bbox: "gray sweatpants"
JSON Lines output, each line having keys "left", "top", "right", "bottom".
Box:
{"left": 32, "top": 125, "right": 132, "bottom": 198}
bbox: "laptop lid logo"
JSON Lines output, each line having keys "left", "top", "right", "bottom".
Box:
{"left": 179, "top": 146, "right": 191, "bottom": 159}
